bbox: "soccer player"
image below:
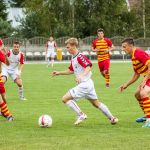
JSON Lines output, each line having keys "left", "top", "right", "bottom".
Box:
{"left": 2, "top": 41, "right": 27, "bottom": 101}
{"left": 52, "top": 38, "right": 118, "bottom": 125}
{"left": 119, "top": 38, "right": 150, "bottom": 128}
{"left": 92, "top": 28, "right": 115, "bottom": 88}
{"left": 0, "top": 39, "right": 13, "bottom": 121}
{"left": 45, "top": 36, "right": 57, "bottom": 67}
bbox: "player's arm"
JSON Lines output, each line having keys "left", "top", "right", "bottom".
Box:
{"left": 18, "top": 64, "right": 24, "bottom": 75}
{"left": 52, "top": 69, "right": 73, "bottom": 76}
{"left": 18, "top": 53, "right": 25, "bottom": 76}
{"left": 91, "top": 40, "right": 99, "bottom": 52}
{"left": 0, "top": 47, "right": 10, "bottom": 66}
{"left": 119, "top": 72, "right": 140, "bottom": 92}
{"left": 76, "top": 65, "right": 91, "bottom": 84}
{"left": 108, "top": 44, "right": 115, "bottom": 51}
{"left": 140, "top": 62, "right": 150, "bottom": 89}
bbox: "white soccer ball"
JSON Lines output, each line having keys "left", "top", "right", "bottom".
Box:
{"left": 38, "top": 114, "right": 53, "bottom": 128}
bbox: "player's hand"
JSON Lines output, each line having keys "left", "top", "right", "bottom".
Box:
{"left": 1, "top": 47, "right": 8, "bottom": 56}
{"left": 139, "top": 80, "right": 146, "bottom": 89}
{"left": 92, "top": 48, "right": 99, "bottom": 52}
{"left": 119, "top": 83, "right": 128, "bottom": 92}
{"left": 75, "top": 75, "right": 82, "bottom": 84}
{"left": 104, "top": 49, "right": 109, "bottom": 53}
{"left": 52, "top": 71, "right": 60, "bottom": 77}
{"left": 18, "top": 70, "right": 22, "bottom": 76}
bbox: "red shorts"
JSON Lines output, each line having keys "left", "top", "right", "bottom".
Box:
{"left": 0, "top": 82, "right": 5, "bottom": 94}
{"left": 98, "top": 59, "right": 110, "bottom": 72}
{"left": 146, "top": 79, "right": 150, "bottom": 87}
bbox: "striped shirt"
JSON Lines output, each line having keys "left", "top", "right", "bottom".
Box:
{"left": 132, "top": 48, "right": 150, "bottom": 76}
{"left": 92, "top": 38, "right": 113, "bottom": 62}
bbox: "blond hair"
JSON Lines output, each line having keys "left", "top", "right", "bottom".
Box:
{"left": 65, "top": 38, "right": 78, "bottom": 46}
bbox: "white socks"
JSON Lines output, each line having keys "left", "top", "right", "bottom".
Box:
{"left": 51, "top": 59, "right": 54, "bottom": 67}
{"left": 98, "top": 103, "right": 113, "bottom": 120}
{"left": 18, "top": 86, "right": 24, "bottom": 98}
{"left": 66, "top": 100, "right": 82, "bottom": 116}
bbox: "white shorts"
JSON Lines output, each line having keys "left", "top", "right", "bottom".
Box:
{"left": 46, "top": 51, "right": 55, "bottom": 58}
{"left": 2, "top": 67, "right": 19, "bottom": 81}
{"left": 69, "top": 79, "right": 98, "bottom": 100}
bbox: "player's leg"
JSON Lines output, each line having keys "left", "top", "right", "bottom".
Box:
{"left": 50, "top": 52, "right": 55, "bottom": 67}
{"left": 1, "top": 67, "right": 9, "bottom": 84}
{"left": 50, "top": 57, "right": 54, "bottom": 67}
{"left": 87, "top": 79, "right": 118, "bottom": 124}
{"left": 102, "top": 60, "right": 110, "bottom": 88}
{"left": 138, "top": 83, "right": 150, "bottom": 127}
{"left": 62, "top": 85, "right": 87, "bottom": 125}
{"left": 14, "top": 76, "right": 27, "bottom": 100}
{"left": 0, "top": 83, "right": 13, "bottom": 121}
{"left": 46, "top": 51, "right": 50, "bottom": 67}
{"left": 88, "top": 100, "right": 118, "bottom": 124}
{"left": 98, "top": 61, "right": 104, "bottom": 77}
{"left": 134, "top": 87, "right": 146, "bottom": 122}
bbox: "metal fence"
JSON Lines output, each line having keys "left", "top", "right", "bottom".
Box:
{"left": 3, "top": 36, "right": 150, "bottom": 61}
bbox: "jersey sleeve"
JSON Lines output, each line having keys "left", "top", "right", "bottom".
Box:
{"left": 20, "top": 53, "right": 25, "bottom": 64}
{"left": 54, "top": 41, "right": 56, "bottom": 48}
{"left": 92, "top": 39, "right": 96, "bottom": 49}
{"left": 7, "top": 50, "right": 10, "bottom": 57}
{"left": 0, "top": 51, "right": 5, "bottom": 63}
{"left": 135, "top": 50, "right": 150, "bottom": 65}
{"left": 45, "top": 42, "right": 48, "bottom": 48}
{"left": 68, "top": 62, "right": 74, "bottom": 72}
{"left": 104, "top": 38, "right": 113, "bottom": 47}
{"left": 77, "top": 54, "right": 92, "bottom": 68}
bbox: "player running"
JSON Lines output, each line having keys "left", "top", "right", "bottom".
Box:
{"left": 120, "top": 38, "right": 150, "bottom": 128}
{"left": 2, "top": 41, "right": 27, "bottom": 101}
{"left": 92, "top": 28, "right": 115, "bottom": 88}
{"left": 0, "top": 39, "right": 13, "bottom": 121}
{"left": 45, "top": 36, "right": 57, "bottom": 67}
{"left": 52, "top": 38, "right": 118, "bottom": 125}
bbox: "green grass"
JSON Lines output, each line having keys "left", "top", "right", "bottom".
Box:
{"left": 0, "top": 62, "right": 150, "bottom": 150}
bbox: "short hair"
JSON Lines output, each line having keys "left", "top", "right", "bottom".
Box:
{"left": 122, "top": 38, "right": 134, "bottom": 46}
{"left": 97, "top": 28, "right": 104, "bottom": 33}
{"left": 65, "top": 38, "right": 78, "bottom": 46}
{"left": 14, "top": 41, "right": 20, "bottom": 45}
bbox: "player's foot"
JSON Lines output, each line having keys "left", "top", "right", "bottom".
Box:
{"left": 6, "top": 115, "right": 14, "bottom": 122}
{"left": 142, "top": 121, "right": 150, "bottom": 128}
{"left": 47, "top": 64, "right": 50, "bottom": 67}
{"left": 136, "top": 116, "right": 146, "bottom": 123}
{"left": 74, "top": 113, "right": 87, "bottom": 125}
{"left": 105, "top": 83, "right": 110, "bottom": 88}
{"left": 110, "top": 117, "right": 118, "bottom": 125}
{"left": 20, "top": 97, "right": 27, "bottom": 101}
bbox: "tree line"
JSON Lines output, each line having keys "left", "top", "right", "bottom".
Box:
{"left": 1, "top": 0, "right": 150, "bottom": 39}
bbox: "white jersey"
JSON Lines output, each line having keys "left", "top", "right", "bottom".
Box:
{"left": 46, "top": 41, "right": 56, "bottom": 52}
{"left": 69, "top": 52, "right": 92, "bottom": 82}
{"left": 2, "top": 49, "right": 24, "bottom": 71}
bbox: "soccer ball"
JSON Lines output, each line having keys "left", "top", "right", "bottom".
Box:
{"left": 38, "top": 114, "right": 53, "bottom": 128}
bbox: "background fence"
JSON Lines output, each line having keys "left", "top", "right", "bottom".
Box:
{"left": 3, "top": 36, "right": 150, "bottom": 61}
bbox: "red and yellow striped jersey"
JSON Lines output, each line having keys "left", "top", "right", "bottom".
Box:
{"left": 92, "top": 38, "right": 113, "bottom": 62}
{"left": 0, "top": 51, "right": 6, "bottom": 83}
{"left": 132, "top": 48, "right": 150, "bottom": 76}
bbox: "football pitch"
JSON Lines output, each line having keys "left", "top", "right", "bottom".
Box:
{"left": 0, "top": 62, "right": 150, "bottom": 150}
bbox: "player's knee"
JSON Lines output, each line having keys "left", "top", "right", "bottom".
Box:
{"left": 91, "top": 101, "right": 99, "bottom": 108}
{"left": 134, "top": 92, "right": 140, "bottom": 99}
{"left": 62, "top": 96, "right": 67, "bottom": 103}
{"left": 140, "top": 90, "right": 147, "bottom": 98}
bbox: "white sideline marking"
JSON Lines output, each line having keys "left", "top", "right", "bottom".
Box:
{"left": 26, "top": 60, "right": 131, "bottom": 64}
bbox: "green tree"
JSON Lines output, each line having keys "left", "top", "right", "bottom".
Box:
{"left": 10, "top": 0, "right": 26, "bottom": 7}
{"left": 0, "top": 0, "right": 7, "bottom": 20}
{"left": 0, "top": 18, "right": 12, "bottom": 38}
